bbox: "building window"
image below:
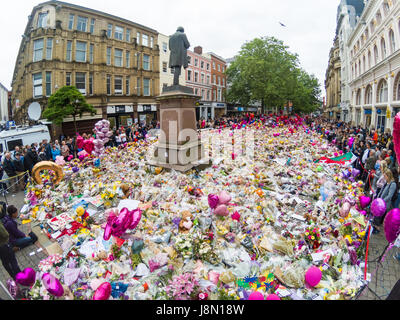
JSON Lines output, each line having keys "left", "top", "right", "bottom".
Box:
{"left": 90, "top": 18, "right": 95, "bottom": 34}
{"left": 143, "top": 54, "right": 150, "bottom": 70}
{"left": 222, "top": 66, "right": 225, "bottom": 73}
{"left": 188, "top": 70, "right": 192, "bottom": 81}
{"left": 136, "top": 32, "right": 141, "bottom": 45}
{"left": 207, "top": 75, "right": 210, "bottom": 85}
{"left": 33, "top": 38, "right": 44, "bottom": 62}
{"left": 194, "top": 58, "right": 198, "bottom": 67}
{"left": 126, "top": 51, "right": 130, "bottom": 68}
{"left": 106, "top": 75, "right": 111, "bottom": 95}
{"left": 207, "top": 90, "right": 210, "bottom": 101}
{"left": 390, "top": 29, "right": 396, "bottom": 54}
{"left": 201, "top": 89, "right": 205, "bottom": 100}
{"left": 201, "top": 73, "right": 205, "bottom": 84}
{"left": 378, "top": 80, "right": 388, "bottom": 103}
{"left": 188, "top": 56, "right": 192, "bottom": 65}
{"left": 33, "top": 73, "right": 42, "bottom": 98}
{"left": 207, "top": 63, "right": 210, "bottom": 71}
{"left": 89, "top": 44, "right": 94, "bottom": 64}
{"left": 45, "top": 72, "right": 52, "bottom": 97}
{"left": 194, "top": 72, "right": 198, "bottom": 83}
{"left": 126, "top": 77, "right": 130, "bottom": 95}
{"left": 218, "top": 76, "right": 221, "bottom": 85}
{"left": 162, "top": 62, "right": 167, "bottom": 73}
{"left": 150, "top": 36, "right": 154, "bottom": 48}
{"left": 218, "top": 89, "right": 222, "bottom": 102}
{"left": 107, "top": 24, "right": 113, "bottom": 38}
{"left": 213, "top": 90, "right": 216, "bottom": 101}
{"left": 162, "top": 42, "right": 168, "bottom": 53}
{"left": 75, "top": 41, "right": 87, "bottom": 62}
{"left": 143, "top": 78, "right": 150, "bottom": 96}
{"left": 374, "top": 45, "right": 379, "bottom": 64}
{"left": 115, "top": 76, "right": 123, "bottom": 95}
{"left": 218, "top": 64, "right": 221, "bottom": 72}
{"left": 66, "top": 72, "right": 71, "bottom": 86}
{"left": 37, "top": 12, "right": 48, "bottom": 28}
{"left": 126, "top": 29, "right": 131, "bottom": 42}
{"left": 68, "top": 14, "right": 75, "bottom": 30}
{"left": 46, "top": 38, "right": 53, "bottom": 60}
{"left": 115, "top": 26, "right": 124, "bottom": 41}
{"left": 213, "top": 75, "right": 216, "bottom": 84}
{"left": 365, "top": 86, "right": 372, "bottom": 104}
{"left": 107, "top": 47, "right": 112, "bottom": 65}
{"left": 66, "top": 40, "right": 73, "bottom": 62}
{"left": 368, "top": 50, "right": 372, "bottom": 69}
{"left": 77, "top": 16, "right": 88, "bottom": 32}
{"left": 142, "top": 34, "right": 149, "bottom": 46}
{"left": 137, "top": 77, "right": 141, "bottom": 96}
{"left": 115, "top": 49, "right": 123, "bottom": 67}
{"left": 76, "top": 73, "right": 86, "bottom": 95}
{"left": 222, "top": 78, "right": 225, "bottom": 87}
{"left": 356, "top": 90, "right": 361, "bottom": 105}
{"left": 213, "top": 62, "right": 216, "bottom": 69}
{"left": 381, "top": 38, "right": 387, "bottom": 59}
{"left": 89, "top": 73, "right": 93, "bottom": 95}
{"left": 195, "top": 88, "right": 199, "bottom": 96}
{"left": 201, "top": 61, "right": 204, "bottom": 69}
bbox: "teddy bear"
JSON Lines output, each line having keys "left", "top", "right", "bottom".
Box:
{"left": 179, "top": 211, "right": 193, "bottom": 234}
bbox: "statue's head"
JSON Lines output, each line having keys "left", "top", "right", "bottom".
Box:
{"left": 177, "top": 26, "right": 184, "bottom": 33}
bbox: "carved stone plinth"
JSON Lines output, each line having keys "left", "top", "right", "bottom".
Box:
{"left": 148, "top": 86, "right": 207, "bottom": 172}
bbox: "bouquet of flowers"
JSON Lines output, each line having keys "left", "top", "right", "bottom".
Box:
{"left": 174, "top": 234, "right": 194, "bottom": 259}
{"left": 192, "top": 237, "right": 220, "bottom": 265}
{"left": 165, "top": 273, "right": 200, "bottom": 300}
{"left": 304, "top": 227, "right": 322, "bottom": 250}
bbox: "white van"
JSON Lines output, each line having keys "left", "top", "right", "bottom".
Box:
{"left": 0, "top": 125, "right": 51, "bottom": 154}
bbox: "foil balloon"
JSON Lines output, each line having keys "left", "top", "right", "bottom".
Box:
{"left": 7, "top": 279, "right": 20, "bottom": 299}
{"left": 208, "top": 194, "right": 219, "bottom": 209}
{"left": 352, "top": 169, "right": 361, "bottom": 178}
{"left": 42, "top": 273, "right": 64, "bottom": 297}
{"left": 305, "top": 266, "right": 322, "bottom": 287}
{"left": 76, "top": 136, "right": 84, "bottom": 150}
{"left": 340, "top": 202, "right": 351, "bottom": 218}
{"left": 83, "top": 140, "right": 94, "bottom": 155}
{"left": 93, "top": 282, "right": 112, "bottom": 300}
{"left": 267, "top": 294, "right": 281, "bottom": 300}
{"left": 15, "top": 268, "right": 36, "bottom": 287}
{"left": 218, "top": 191, "right": 232, "bottom": 205}
{"left": 214, "top": 204, "right": 229, "bottom": 217}
{"left": 248, "top": 291, "right": 264, "bottom": 300}
{"left": 371, "top": 198, "right": 387, "bottom": 217}
{"left": 359, "top": 196, "right": 371, "bottom": 209}
{"left": 384, "top": 208, "right": 400, "bottom": 243}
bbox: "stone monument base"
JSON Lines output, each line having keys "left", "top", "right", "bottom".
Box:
{"left": 148, "top": 86, "right": 208, "bottom": 173}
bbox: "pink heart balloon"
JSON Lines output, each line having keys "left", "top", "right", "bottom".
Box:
{"left": 42, "top": 273, "right": 64, "bottom": 297}
{"left": 359, "top": 196, "right": 371, "bottom": 209}
{"left": 384, "top": 208, "right": 400, "bottom": 244}
{"left": 15, "top": 268, "right": 36, "bottom": 287}
{"left": 214, "top": 204, "right": 229, "bottom": 217}
{"left": 129, "top": 209, "right": 142, "bottom": 230}
{"left": 104, "top": 223, "right": 113, "bottom": 241}
{"left": 83, "top": 140, "right": 95, "bottom": 155}
{"left": 93, "top": 282, "right": 112, "bottom": 300}
{"left": 218, "top": 191, "right": 231, "bottom": 205}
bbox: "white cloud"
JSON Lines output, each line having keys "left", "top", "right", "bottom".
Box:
{"left": 1, "top": 0, "right": 339, "bottom": 95}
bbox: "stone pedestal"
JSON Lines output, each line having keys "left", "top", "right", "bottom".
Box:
{"left": 149, "top": 86, "right": 207, "bottom": 172}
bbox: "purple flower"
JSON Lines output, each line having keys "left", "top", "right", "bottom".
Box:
{"left": 172, "top": 218, "right": 181, "bottom": 229}
{"left": 208, "top": 194, "right": 220, "bottom": 209}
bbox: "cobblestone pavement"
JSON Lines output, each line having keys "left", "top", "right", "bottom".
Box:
{"left": 0, "top": 191, "right": 399, "bottom": 300}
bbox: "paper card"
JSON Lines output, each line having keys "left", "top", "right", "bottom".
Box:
{"left": 46, "top": 242, "right": 64, "bottom": 256}
{"left": 118, "top": 200, "right": 140, "bottom": 211}
{"left": 51, "top": 231, "right": 62, "bottom": 239}
{"left": 86, "top": 208, "right": 98, "bottom": 217}
{"left": 275, "top": 289, "right": 291, "bottom": 297}
{"left": 311, "top": 249, "right": 334, "bottom": 263}
{"left": 291, "top": 214, "right": 306, "bottom": 222}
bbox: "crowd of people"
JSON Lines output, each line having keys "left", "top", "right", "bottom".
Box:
{"left": 0, "top": 112, "right": 399, "bottom": 290}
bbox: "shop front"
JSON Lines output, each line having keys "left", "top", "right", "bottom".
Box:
{"left": 138, "top": 104, "right": 158, "bottom": 126}
{"left": 212, "top": 103, "right": 227, "bottom": 120}
{"left": 364, "top": 109, "right": 372, "bottom": 129}
{"left": 375, "top": 108, "right": 387, "bottom": 133}
{"left": 107, "top": 105, "right": 134, "bottom": 130}
{"left": 197, "top": 102, "right": 211, "bottom": 121}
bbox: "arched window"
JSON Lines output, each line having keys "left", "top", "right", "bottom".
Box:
{"left": 356, "top": 89, "right": 362, "bottom": 105}
{"left": 365, "top": 28, "right": 369, "bottom": 40}
{"left": 389, "top": 29, "right": 396, "bottom": 53}
{"left": 378, "top": 79, "right": 388, "bottom": 103}
{"left": 368, "top": 50, "right": 372, "bottom": 69}
{"left": 365, "top": 85, "right": 373, "bottom": 104}
{"left": 376, "top": 11, "right": 382, "bottom": 25}
{"left": 374, "top": 45, "right": 379, "bottom": 64}
{"left": 381, "top": 38, "right": 387, "bottom": 59}
{"left": 355, "top": 63, "right": 358, "bottom": 77}
{"left": 394, "top": 72, "right": 400, "bottom": 101}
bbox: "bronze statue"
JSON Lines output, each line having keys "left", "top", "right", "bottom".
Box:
{"left": 169, "top": 27, "right": 190, "bottom": 86}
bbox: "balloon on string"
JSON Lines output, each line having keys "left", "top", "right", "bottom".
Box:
{"left": 384, "top": 208, "right": 400, "bottom": 243}
{"left": 359, "top": 196, "right": 371, "bottom": 209}
{"left": 371, "top": 198, "right": 387, "bottom": 217}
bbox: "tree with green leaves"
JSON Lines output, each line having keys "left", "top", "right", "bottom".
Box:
{"left": 226, "top": 36, "right": 321, "bottom": 114}
{"left": 43, "top": 86, "right": 96, "bottom": 134}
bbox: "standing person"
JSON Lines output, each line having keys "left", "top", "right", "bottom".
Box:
{"left": 2, "top": 205, "right": 47, "bottom": 255}
{"left": 51, "top": 144, "right": 61, "bottom": 161}
{"left": 115, "top": 130, "right": 121, "bottom": 147}
{"left": 61, "top": 141, "right": 70, "bottom": 159}
{"left": 0, "top": 220, "right": 21, "bottom": 280}
{"left": 38, "top": 146, "right": 47, "bottom": 162}
{"left": 13, "top": 153, "right": 25, "bottom": 192}
{"left": 0, "top": 163, "right": 8, "bottom": 194}
{"left": 373, "top": 169, "right": 398, "bottom": 234}
{"left": 3, "top": 153, "right": 18, "bottom": 194}
{"left": 23, "top": 145, "right": 39, "bottom": 175}
{"left": 43, "top": 140, "right": 53, "bottom": 161}
{"left": 67, "top": 138, "right": 74, "bottom": 159}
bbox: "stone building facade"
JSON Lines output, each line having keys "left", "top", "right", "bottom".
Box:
{"left": 348, "top": 0, "right": 400, "bottom": 133}
{"left": 325, "top": 37, "right": 342, "bottom": 121}
{"left": 208, "top": 52, "right": 227, "bottom": 119}
{"left": 11, "top": 0, "right": 160, "bottom": 137}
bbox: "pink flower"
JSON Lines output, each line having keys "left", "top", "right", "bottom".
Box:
{"left": 231, "top": 211, "right": 241, "bottom": 222}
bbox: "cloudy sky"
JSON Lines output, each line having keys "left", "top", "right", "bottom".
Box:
{"left": 1, "top": 0, "right": 340, "bottom": 95}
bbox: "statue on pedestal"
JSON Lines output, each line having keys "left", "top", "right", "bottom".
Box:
{"left": 169, "top": 27, "right": 190, "bottom": 86}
